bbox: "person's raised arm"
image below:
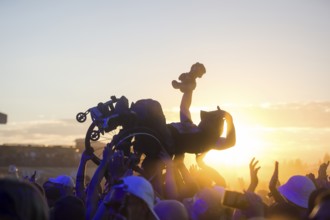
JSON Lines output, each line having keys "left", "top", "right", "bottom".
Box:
{"left": 316, "top": 161, "right": 330, "bottom": 188}
{"left": 269, "top": 161, "right": 285, "bottom": 203}
{"left": 86, "top": 145, "right": 112, "bottom": 220}
{"left": 76, "top": 150, "right": 93, "bottom": 202}
{"left": 196, "top": 152, "right": 227, "bottom": 187}
{"left": 159, "top": 150, "right": 178, "bottom": 200}
{"left": 247, "top": 158, "right": 261, "bottom": 192}
{"left": 215, "top": 111, "right": 236, "bottom": 150}
{"left": 174, "top": 154, "right": 199, "bottom": 199}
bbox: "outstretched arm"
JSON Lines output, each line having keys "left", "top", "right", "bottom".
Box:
{"left": 196, "top": 152, "right": 227, "bottom": 187}
{"left": 86, "top": 145, "right": 112, "bottom": 220}
{"left": 215, "top": 112, "right": 236, "bottom": 150}
{"left": 269, "top": 161, "right": 285, "bottom": 203}
{"left": 76, "top": 150, "right": 93, "bottom": 202}
{"left": 159, "top": 150, "right": 178, "bottom": 200}
{"left": 247, "top": 158, "right": 260, "bottom": 192}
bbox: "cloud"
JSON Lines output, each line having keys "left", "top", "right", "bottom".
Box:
{"left": 0, "top": 119, "right": 89, "bottom": 146}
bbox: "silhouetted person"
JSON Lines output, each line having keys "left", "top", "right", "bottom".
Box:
{"left": 169, "top": 62, "right": 236, "bottom": 154}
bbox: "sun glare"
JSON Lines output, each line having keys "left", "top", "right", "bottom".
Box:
{"left": 204, "top": 123, "right": 265, "bottom": 168}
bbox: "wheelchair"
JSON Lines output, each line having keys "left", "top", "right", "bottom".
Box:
{"left": 76, "top": 96, "right": 168, "bottom": 180}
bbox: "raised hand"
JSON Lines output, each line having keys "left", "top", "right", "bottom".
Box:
{"left": 269, "top": 161, "right": 279, "bottom": 189}
{"left": 269, "top": 161, "right": 285, "bottom": 203}
{"left": 30, "top": 170, "right": 37, "bottom": 183}
{"left": 247, "top": 157, "right": 260, "bottom": 192}
{"left": 109, "top": 150, "right": 130, "bottom": 181}
{"left": 318, "top": 161, "right": 329, "bottom": 180}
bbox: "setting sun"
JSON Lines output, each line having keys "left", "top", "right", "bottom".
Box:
{"left": 204, "top": 123, "right": 265, "bottom": 167}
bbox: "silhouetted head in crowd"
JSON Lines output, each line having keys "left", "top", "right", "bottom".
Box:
{"left": 50, "top": 195, "right": 85, "bottom": 220}
{"left": 309, "top": 190, "right": 330, "bottom": 220}
{"left": 0, "top": 178, "right": 49, "bottom": 220}
{"left": 154, "top": 200, "right": 188, "bottom": 220}
{"left": 308, "top": 188, "right": 328, "bottom": 215}
{"left": 103, "top": 176, "right": 159, "bottom": 220}
{"left": 184, "top": 187, "right": 223, "bottom": 220}
{"left": 278, "top": 175, "right": 316, "bottom": 209}
{"left": 43, "top": 175, "right": 75, "bottom": 207}
{"left": 266, "top": 202, "right": 301, "bottom": 220}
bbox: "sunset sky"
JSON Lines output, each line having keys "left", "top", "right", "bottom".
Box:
{"left": 1, "top": 1, "right": 329, "bottom": 167}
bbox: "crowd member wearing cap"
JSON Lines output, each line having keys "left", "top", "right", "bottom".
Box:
{"left": 43, "top": 175, "right": 75, "bottom": 208}
{"left": 93, "top": 176, "right": 160, "bottom": 220}
{"left": 277, "top": 175, "right": 316, "bottom": 216}
{"left": 269, "top": 161, "right": 317, "bottom": 218}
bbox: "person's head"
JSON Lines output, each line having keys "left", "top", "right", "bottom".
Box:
{"left": 189, "top": 188, "right": 223, "bottom": 220}
{"left": 7, "top": 165, "right": 19, "bottom": 179}
{"left": 308, "top": 188, "right": 328, "bottom": 215}
{"left": 278, "top": 175, "right": 316, "bottom": 209}
{"left": 154, "top": 200, "right": 188, "bottom": 220}
{"left": 190, "top": 62, "right": 206, "bottom": 78}
{"left": 43, "top": 175, "right": 75, "bottom": 207}
{"left": 198, "top": 108, "right": 225, "bottom": 140}
{"left": 47, "top": 175, "right": 74, "bottom": 194}
{"left": 266, "top": 202, "right": 301, "bottom": 220}
{"left": 0, "top": 178, "right": 49, "bottom": 220}
{"left": 50, "top": 195, "right": 85, "bottom": 220}
{"left": 104, "top": 176, "right": 159, "bottom": 220}
{"left": 309, "top": 190, "right": 330, "bottom": 220}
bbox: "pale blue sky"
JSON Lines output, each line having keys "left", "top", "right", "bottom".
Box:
{"left": 1, "top": 0, "right": 329, "bottom": 123}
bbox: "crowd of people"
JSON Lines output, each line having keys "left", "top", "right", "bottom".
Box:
{"left": 1, "top": 63, "right": 329, "bottom": 220}
{"left": 1, "top": 152, "right": 330, "bottom": 220}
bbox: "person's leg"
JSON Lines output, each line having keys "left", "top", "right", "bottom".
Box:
{"left": 180, "top": 90, "right": 193, "bottom": 124}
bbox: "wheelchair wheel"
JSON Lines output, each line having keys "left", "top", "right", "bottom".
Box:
{"left": 112, "top": 127, "right": 168, "bottom": 181}
{"left": 85, "top": 122, "right": 122, "bottom": 165}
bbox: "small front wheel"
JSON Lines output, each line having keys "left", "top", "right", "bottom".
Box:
{"left": 76, "top": 112, "right": 87, "bottom": 123}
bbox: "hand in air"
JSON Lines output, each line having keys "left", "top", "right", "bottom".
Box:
{"left": 109, "top": 150, "right": 130, "bottom": 181}
{"left": 269, "top": 161, "right": 279, "bottom": 189}
{"left": 248, "top": 157, "right": 260, "bottom": 192}
{"left": 318, "top": 161, "right": 329, "bottom": 180}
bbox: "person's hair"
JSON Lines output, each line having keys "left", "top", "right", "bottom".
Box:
{"left": 0, "top": 178, "right": 49, "bottom": 220}
{"left": 43, "top": 182, "right": 62, "bottom": 208}
{"left": 266, "top": 202, "right": 301, "bottom": 220}
{"left": 192, "top": 188, "right": 223, "bottom": 220}
{"left": 154, "top": 200, "right": 188, "bottom": 220}
{"left": 50, "top": 195, "right": 85, "bottom": 220}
